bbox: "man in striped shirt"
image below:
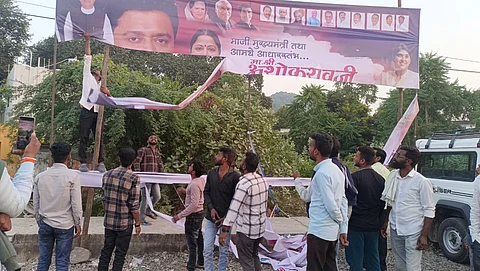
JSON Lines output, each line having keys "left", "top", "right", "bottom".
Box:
{"left": 219, "top": 152, "right": 268, "bottom": 271}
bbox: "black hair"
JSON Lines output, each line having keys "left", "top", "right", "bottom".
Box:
{"left": 244, "top": 151, "right": 259, "bottom": 173}
{"left": 108, "top": 0, "right": 179, "bottom": 39}
{"left": 120, "top": 147, "right": 137, "bottom": 167}
{"left": 189, "top": 28, "right": 222, "bottom": 54}
{"left": 354, "top": 12, "right": 361, "bottom": 17}
{"left": 188, "top": 0, "right": 206, "bottom": 9}
{"left": 310, "top": 133, "right": 333, "bottom": 157}
{"left": 330, "top": 136, "right": 340, "bottom": 158}
{"left": 373, "top": 147, "right": 387, "bottom": 164}
{"left": 191, "top": 160, "right": 206, "bottom": 177}
{"left": 399, "top": 15, "right": 405, "bottom": 20}
{"left": 293, "top": 9, "right": 304, "bottom": 17}
{"left": 392, "top": 44, "right": 411, "bottom": 59}
{"left": 357, "top": 146, "right": 375, "bottom": 166}
{"left": 219, "top": 147, "right": 236, "bottom": 166}
{"left": 239, "top": 3, "right": 251, "bottom": 13}
{"left": 262, "top": 5, "right": 271, "bottom": 12}
{"left": 50, "top": 142, "right": 71, "bottom": 163}
{"left": 339, "top": 11, "right": 346, "bottom": 16}
{"left": 399, "top": 146, "right": 421, "bottom": 167}
{"left": 372, "top": 13, "right": 379, "bottom": 18}
{"left": 386, "top": 15, "right": 393, "bottom": 20}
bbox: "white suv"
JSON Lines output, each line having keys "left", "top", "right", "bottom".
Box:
{"left": 416, "top": 132, "right": 479, "bottom": 263}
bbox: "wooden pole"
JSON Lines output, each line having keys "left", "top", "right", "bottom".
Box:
{"left": 49, "top": 35, "right": 57, "bottom": 146}
{"left": 80, "top": 45, "right": 110, "bottom": 248}
{"left": 396, "top": 0, "right": 403, "bottom": 122}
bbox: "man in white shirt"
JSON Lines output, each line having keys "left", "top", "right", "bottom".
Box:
{"left": 306, "top": 134, "right": 348, "bottom": 271}
{"left": 368, "top": 14, "right": 380, "bottom": 30}
{"left": 382, "top": 15, "right": 395, "bottom": 31}
{"left": 470, "top": 166, "right": 480, "bottom": 270}
{"left": 381, "top": 146, "right": 435, "bottom": 271}
{"left": 351, "top": 13, "right": 364, "bottom": 29}
{"left": 78, "top": 34, "right": 111, "bottom": 173}
{"left": 323, "top": 11, "right": 335, "bottom": 27}
{"left": 34, "top": 143, "right": 83, "bottom": 271}
{"left": 63, "top": 0, "right": 114, "bottom": 44}
{"left": 337, "top": 11, "right": 349, "bottom": 28}
{"left": 260, "top": 5, "right": 274, "bottom": 22}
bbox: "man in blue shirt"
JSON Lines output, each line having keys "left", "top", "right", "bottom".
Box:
{"left": 307, "top": 134, "right": 349, "bottom": 271}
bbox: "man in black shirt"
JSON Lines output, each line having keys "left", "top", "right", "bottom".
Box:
{"left": 345, "top": 146, "right": 385, "bottom": 271}
{"left": 203, "top": 147, "right": 240, "bottom": 271}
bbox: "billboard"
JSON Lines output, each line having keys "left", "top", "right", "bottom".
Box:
{"left": 56, "top": 0, "right": 420, "bottom": 88}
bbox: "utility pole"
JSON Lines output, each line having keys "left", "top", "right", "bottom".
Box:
{"left": 396, "top": 0, "right": 403, "bottom": 121}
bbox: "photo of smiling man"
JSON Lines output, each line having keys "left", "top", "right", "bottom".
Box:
{"left": 108, "top": 0, "right": 179, "bottom": 53}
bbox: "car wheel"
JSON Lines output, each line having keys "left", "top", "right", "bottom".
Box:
{"left": 438, "top": 217, "right": 469, "bottom": 263}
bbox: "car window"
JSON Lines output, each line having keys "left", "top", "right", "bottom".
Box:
{"left": 418, "top": 152, "right": 477, "bottom": 182}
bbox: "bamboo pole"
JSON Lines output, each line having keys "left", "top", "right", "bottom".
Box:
{"left": 49, "top": 35, "right": 57, "bottom": 146}
{"left": 80, "top": 44, "right": 110, "bottom": 248}
{"left": 396, "top": 0, "right": 403, "bottom": 122}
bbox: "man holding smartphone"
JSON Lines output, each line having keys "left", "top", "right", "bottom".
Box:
{"left": 203, "top": 147, "right": 240, "bottom": 271}
{"left": 78, "top": 34, "right": 111, "bottom": 173}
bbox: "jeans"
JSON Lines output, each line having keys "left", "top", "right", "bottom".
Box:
{"left": 185, "top": 211, "right": 205, "bottom": 271}
{"left": 345, "top": 230, "right": 380, "bottom": 271}
{"left": 203, "top": 219, "right": 231, "bottom": 271}
{"left": 78, "top": 107, "right": 103, "bottom": 164}
{"left": 37, "top": 220, "right": 74, "bottom": 271}
{"left": 390, "top": 228, "right": 422, "bottom": 271}
{"left": 98, "top": 226, "right": 133, "bottom": 271}
{"left": 236, "top": 232, "right": 262, "bottom": 271}
{"left": 140, "top": 183, "right": 161, "bottom": 221}
{"left": 471, "top": 241, "right": 480, "bottom": 271}
{"left": 306, "top": 234, "right": 337, "bottom": 271}
{"left": 378, "top": 232, "right": 388, "bottom": 271}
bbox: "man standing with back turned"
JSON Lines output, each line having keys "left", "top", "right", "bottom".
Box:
{"left": 78, "top": 34, "right": 111, "bottom": 173}
{"left": 98, "top": 148, "right": 141, "bottom": 271}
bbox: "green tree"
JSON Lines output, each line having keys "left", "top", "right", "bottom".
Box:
{"left": 0, "top": 0, "right": 30, "bottom": 82}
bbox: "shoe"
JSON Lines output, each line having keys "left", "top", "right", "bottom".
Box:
{"left": 79, "top": 164, "right": 89, "bottom": 172}
{"left": 97, "top": 163, "right": 106, "bottom": 173}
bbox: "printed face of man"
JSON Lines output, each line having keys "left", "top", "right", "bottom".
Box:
{"left": 311, "top": 10, "right": 317, "bottom": 19}
{"left": 79, "top": 0, "right": 95, "bottom": 9}
{"left": 191, "top": 35, "right": 219, "bottom": 56}
{"left": 354, "top": 14, "right": 361, "bottom": 24}
{"left": 263, "top": 7, "right": 272, "bottom": 19}
{"left": 386, "top": 16, "right": 393, "bottom": 25}
{"left": 216, "top": 1, "right": 232, "bottom": 22}
{"left": 372, "top": 14, "right": 379, "bottom": 26}
{"left": 279, "top": 9, "right": 287, "bottom": 19}
{"left": 240, "top": 7, "right": 253, "bottom": 24}
{"left": 399, "top": 16, "right": 405, "bottom": 24}
{"left": 190, "top": 1, "right": 206, "bottom": 21}
{"left": 114, "top": 10, "right": 175, "bottom": 53}
{"left": 294, "top": 11, "right": 303, "bottom": 22}
{"left": 339, "top": 12, "right": 345, "bottom": 21}
{"left": 394, "top": 49, "right": 411, "bottom": 71}
{"left": 325, "top": 12, "right": 332, "bottom": 23}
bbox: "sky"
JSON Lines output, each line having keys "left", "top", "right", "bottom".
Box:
{"left": 15, "top": 0, "right": 480, "bottom": 104}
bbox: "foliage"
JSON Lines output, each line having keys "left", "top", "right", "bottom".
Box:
{"left": 276, "top": 83, "right": 376, "bottom": 154}
{"left": 374, "top": 53, "right": 470, "bottom": 145}
{"left": 13, "top": 55, "right": 310, "bottom": 215}
{"left": 0, "top": 0, "right": 30, "bottom": 82}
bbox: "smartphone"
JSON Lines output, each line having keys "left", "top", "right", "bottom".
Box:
{"left": 15, "top": 116, "right": 35, "bottom": 151}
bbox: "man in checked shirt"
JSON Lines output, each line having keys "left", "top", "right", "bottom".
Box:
{"left": 134, "top": 135, "right": 163, "bottom": 225}
{"left": 219, "top": 152, "right": 268, "bottom": 271}
{"left": 98, "top": 148, "right": 141, "bottom": 271}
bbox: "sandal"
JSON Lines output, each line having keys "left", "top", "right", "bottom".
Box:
{"left": 141, "top": 221, "right": 152, "bottom": 226}
{"left": 145, "top": 212, "right": 157, "bottom": 220}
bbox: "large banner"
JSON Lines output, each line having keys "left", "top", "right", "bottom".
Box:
{"left": 56, "top": 0, "right": 420, "bottom": 88}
